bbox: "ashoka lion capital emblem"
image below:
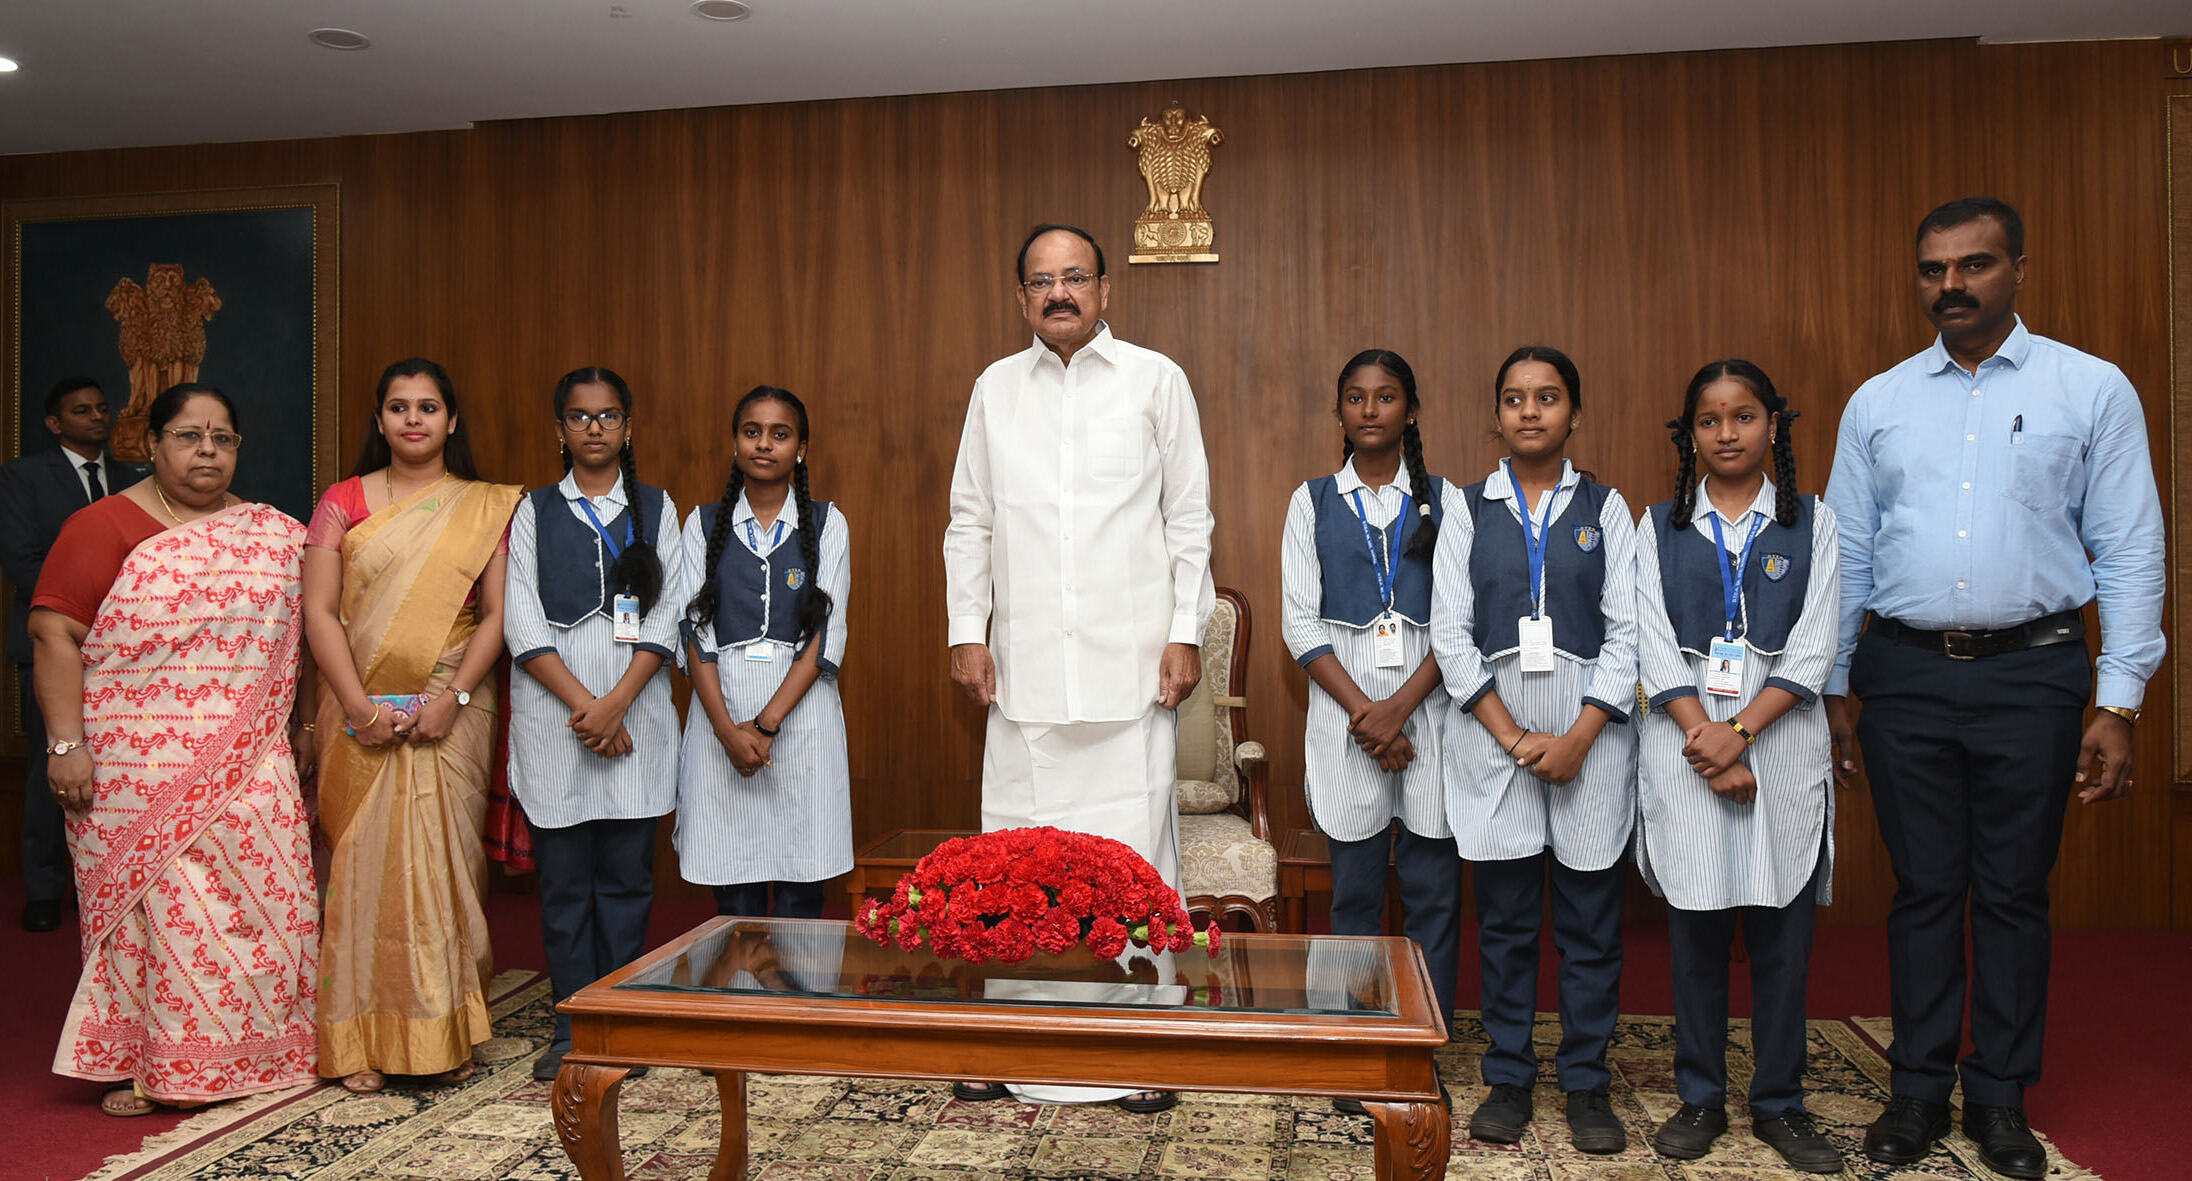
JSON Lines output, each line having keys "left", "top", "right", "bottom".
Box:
{"left": 1128, "top": 103, "right": 1221, "bottom": 264}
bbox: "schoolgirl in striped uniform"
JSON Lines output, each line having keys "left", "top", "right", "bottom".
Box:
{"left": 1279, "top": 350, "right": 1460, "bottom": 1062}
{"left": 675, "top": 386, "right": 851, "bottom": 918}
{"left": 1430, "top": 346, "right": 1638, "bottom": 1153}
{"left": 1635, "top": 360, "right": 1842, "bottom": 1173}
{"left": 502, "top": 367, "right": 682, "bottom": 1081}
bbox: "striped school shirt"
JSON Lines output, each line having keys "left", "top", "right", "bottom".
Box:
{"left": 1635, "top": 476, "right": 1838, "bottom": 910}
{"left": 502, "top": 472, "right": 684, "bottom": 828}
{"left": 1431, "top": 460, "right": 1639, "bottom": 869}
{"left": 1280, "top": 460, "right": 1450, "bottom": 842}
{"left": 673, "top": 492, "right": 853, "bottom": 886}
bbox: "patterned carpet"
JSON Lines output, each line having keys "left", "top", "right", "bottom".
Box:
{"left": 83, "top": 973, "right": 2104, "bottom": 1180}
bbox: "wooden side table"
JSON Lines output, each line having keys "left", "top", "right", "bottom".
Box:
{"left": 844, "top": 828, "right": 972, "bottom": 915}
{"left": 1279, "top": 829, "right": 1404, "bottom": 934}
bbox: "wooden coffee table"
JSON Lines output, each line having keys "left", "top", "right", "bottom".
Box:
{"left": 551, "top": 917, "right": 1452, "bottom": 1180}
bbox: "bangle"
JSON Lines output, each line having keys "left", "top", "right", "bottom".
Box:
{"left": 1728, "top": 718, "right": 1757, "bottom": 744}
{"left": 296, "top": 721, "right": 316, "bottom": 733}
{"left": 1506, "top": 730, "right": 1529, "bottom": 755}
{"left": 353, "top": 702, "right": 383, "bottom": 730}
{"left": 752, "top": 719, "right": 780, "bottom": 738}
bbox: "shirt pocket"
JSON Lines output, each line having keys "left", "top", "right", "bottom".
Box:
{"left": 1087, "top": 417, "right": 1143, "bottom": 482}
{"left": 2004, "top": 432, "right": 2082, "bottom": 515}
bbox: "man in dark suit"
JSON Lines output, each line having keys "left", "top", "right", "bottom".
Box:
{"left": 0, "top": 376, "right": 139, "bottom": 932}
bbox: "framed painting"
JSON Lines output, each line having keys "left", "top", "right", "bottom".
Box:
{"left": 2, "top": 184, "right": 339, "bottom": 757}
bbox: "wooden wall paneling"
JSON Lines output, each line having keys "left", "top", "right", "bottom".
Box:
{"left": 0, "top": 39, "right": 2177, "bottom": 926}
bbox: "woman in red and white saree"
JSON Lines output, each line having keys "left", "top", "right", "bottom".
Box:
{"left": 30, "top": 383, "right": 318, "bottom": 1117}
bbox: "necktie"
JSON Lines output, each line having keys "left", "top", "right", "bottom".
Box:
{"left": 83, "top": 461, "right": 104, "bottom": 500}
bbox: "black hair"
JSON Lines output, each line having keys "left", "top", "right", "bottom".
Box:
{"left": 146, "top": 381, "right": 241, "bottom": 436}
{"left": 1015, "top": 223, "right": 1107, "bottom": 282}
{"left": 349, "top": 357, "right": 482, "bottom": 480}
{"left": 1666, "top": 358, "right": 1800, "bottom": 530}
{"left": 1492, "top": 345, "right": 1583, "bottom": 411}
{"left": 1917, "top": 196, "right": 2024, "bottom": 259}
{"left": 43, "top": 375, "right": 102, "bottom": 418}
{"left": 554, "top": 366, "right": 664, "bottom": 616}
{"left": 1335, "top": 349, "right": 1438, "bottom": 560}
{"left": 686, "top": 386, "right": 834, "bottom": 646}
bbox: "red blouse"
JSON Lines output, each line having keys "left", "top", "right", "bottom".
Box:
{"left": 30, "top": 496, "right": 167, "bottom": 627}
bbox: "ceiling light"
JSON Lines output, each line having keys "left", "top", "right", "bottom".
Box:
{"left": 0, "top": 57, "right": 18, "bottom": 73}
{"left": 307, "top": 28, "right": 371, "bottom": 51}
{"left": 691, "top": 1, "right": 752, "bottom": 20}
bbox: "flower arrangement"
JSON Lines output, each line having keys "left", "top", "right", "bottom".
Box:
{"left": 854, "top": 826, "right": 1223, "bottom": 965}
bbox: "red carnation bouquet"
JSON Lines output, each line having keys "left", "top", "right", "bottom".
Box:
{"left": 854, "top": 826, "right": 1223, "bottom": 965}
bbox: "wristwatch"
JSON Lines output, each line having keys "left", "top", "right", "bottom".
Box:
{"left": 2098, "top": 705, "right": 2140, "bottom": 726}
{"left": 451, "top": 688, "right": 472, "bottom": 708}
{"left": 47, "top": 738, "right": 83, "bottom": 756}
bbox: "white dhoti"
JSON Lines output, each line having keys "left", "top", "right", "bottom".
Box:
{"left": 981, "top": 704, "right": 1181, "bottom": 1102}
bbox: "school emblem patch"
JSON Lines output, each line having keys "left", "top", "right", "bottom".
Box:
{"left": 1573, "top": 524, "right": 1601, "bottom": 553}
{"left": 1761, "top": 554, "right": 1791, "bottom": 581}
{"left": 786, "top": 568, "right": 806, "bottom": 590}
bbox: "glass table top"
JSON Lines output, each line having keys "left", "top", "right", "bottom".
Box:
{"left": 616, "top": 919, "right": 1404, "bottom": 1018}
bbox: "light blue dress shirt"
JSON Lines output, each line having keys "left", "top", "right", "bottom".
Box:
{"left": 1822, "top": 317, "right": 2164, "bottom": 708}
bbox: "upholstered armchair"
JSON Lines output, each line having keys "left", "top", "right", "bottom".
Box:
{"left": 1176, "top": 586, "right": 1279, "bottom": 932}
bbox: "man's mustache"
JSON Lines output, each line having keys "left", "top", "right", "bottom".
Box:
{"left": 1043, "top": 298, "right": 1079, "bottom": 316}
{"left": 1932, "top": 291, "right": 1979, "bottom": 315}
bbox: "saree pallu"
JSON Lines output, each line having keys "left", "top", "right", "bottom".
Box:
{"left": 58, "top": 504, "right": 318, "bottom": 1101}
{"left": 315, "top": 476, "right": 521, "bottom": 1077}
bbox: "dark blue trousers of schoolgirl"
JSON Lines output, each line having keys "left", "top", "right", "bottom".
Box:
{"left": 1667, "top": 844, "right": 1826, "bottom": 1117}
{"left": 1474, "top": 853, "right": 1626, "bottom": 1091}
{"left": 527, "top": 815, "right": 659, "bottom": 1051}
{"left": 713, "top": 880, "right": 826, "bottom": 919}
{"left": 1329, "top": 824, "right": 1464, "bottom": 1028}
{"left": 1849, "top": 621, "right": 2087, "bottom": 1109}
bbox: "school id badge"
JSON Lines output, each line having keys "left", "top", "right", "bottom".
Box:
{"left": 1373, "top": 614, "right": 1406, "bottom": 668}
{"left": 1705, "top": 637, "right": 1746, "bottom": 697}
{"left": 612, "top": 594, "right": 642, "bottom": 643}
{"left": 1517, "top": 615, "right": 1555, "bottom": 673}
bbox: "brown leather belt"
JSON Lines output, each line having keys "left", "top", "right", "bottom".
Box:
{"left": 1867, "top": 610, "right": 2084, "bottom": 661}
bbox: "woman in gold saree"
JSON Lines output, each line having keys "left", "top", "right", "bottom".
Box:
{"left": 302, "top": 357, "right": 521, "bottom": 1092}
{"left": 32, "top": 383, "right": 318, "bottom": 1116}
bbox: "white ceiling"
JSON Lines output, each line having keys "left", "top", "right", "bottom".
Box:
{"left": 0, "top": 0, "right": 2181, "bottom": 156}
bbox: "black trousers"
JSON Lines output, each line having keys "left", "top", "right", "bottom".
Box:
{"left": 1473, "top": 852, "right": 1626, "bottom": 1092}
{"left": 1328, "top": 823, "right": 1463, "bottom": 1030}
{"left": 527, "top": 815, "right": 659, "bottom": 1052}
{"left": 1851, "top": 626, "right": 2087, "bottom": 1107}
{"left": 17, "top": 669, "right": 71, "bottom": 904}
{"left": 1667, "top": 846, "right": 1825, "bottom": 1117}
{"left": 712, "top": 879, "right": 825, "bottom": 919}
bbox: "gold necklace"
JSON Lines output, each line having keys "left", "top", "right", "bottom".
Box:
{"left": 153, "top": 481, "right": 186, "bottom": 524}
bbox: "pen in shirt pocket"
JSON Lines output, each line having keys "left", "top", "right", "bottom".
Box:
{"left": 2010, "top": 414, "right": 2023, "bottom": 444}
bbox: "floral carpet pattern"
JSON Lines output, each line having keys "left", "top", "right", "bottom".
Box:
{"left": 86, "top": 973, "right": 2103, "bottom": 1180}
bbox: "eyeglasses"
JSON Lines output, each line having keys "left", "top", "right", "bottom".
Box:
{"left": 160, "top": 428, "right": 243, "bottom": 451}
{"left": 560, "top": 409, "right": 628, "bottom": 431}
{"left": 1021, "top": 271, "right": 1097, "bottom": 294}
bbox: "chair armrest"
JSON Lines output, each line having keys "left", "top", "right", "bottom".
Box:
{"left": 1234, "top": 741, "right": 1271, "bottom": 843}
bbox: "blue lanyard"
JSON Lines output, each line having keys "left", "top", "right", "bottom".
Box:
{"left": 1708, "top": 512, "right": 1767, "bottom": 640}
{"left": 743, "top": 517, "right": 785, "bottom": 555}
{"left": 1505, "top": 467, "right": 1548, "bottom": 617}
{"left": 575, "top": 497, "right": 634, "bottom": 562}
{"left": 1349, "top": 488, "right": 1410, "bottom": 612}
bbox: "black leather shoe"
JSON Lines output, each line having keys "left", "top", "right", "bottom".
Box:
{"left": 20, "top": 899, "right": 61, "bottom": 932}
{"left": 1863, "top": 1094, "right": 1951, "bottom": 1165}
{"left": 1965, "top": 1104, "right": 2046, "bottom": 1180}
{"left": 1652, "top": 1103, "right": 1727, "bottom": 1159}
{"left": 1116, "top": 1090, "right": 1177, "bottom": 1114}
{"left": 1565, "top": 1089, "right": 1626, "bottom": 1154}
{"left": 1330, "top": 1096, "right": 1367, "bottom": 1116}
{"left": 1468, "top": 1083, "right": 1534, "bottom": 1144}
{"left": 533, "top": 1047, "right": 566, "bottom": 1081}
{"left": 1751, "top": 1109, "right": 1845, "bottom": 1174}
{"left": 952, "top": 1081, "right": 1008, "bottom": 1102}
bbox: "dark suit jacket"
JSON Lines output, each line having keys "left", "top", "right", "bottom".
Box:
{"left": 0, "top": 447, "right": 144, "bottom": 664}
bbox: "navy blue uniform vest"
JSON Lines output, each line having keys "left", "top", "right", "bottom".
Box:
{"left": 1462, "top": 476, "right": 1612, "bottom": 659}
{"left": 530, "top": 482, "right": 669, "bottom": 626}
{"left": 1647, "top": 495, "right": 1814, "bottom": 656}
{"left": 1309, "top": 474, "right": 1447, "bottom": 626}
{"left": 700, "top": 499, "right": 832, "bottom": 647}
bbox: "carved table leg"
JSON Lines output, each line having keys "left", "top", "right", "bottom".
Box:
{"left": 1366, "top": 1097, "right": 1451, "bottom": 1181}
{"left": 552, "top": 1062, "right": 633, "bottom": 1181}
{"left": 709, "top": 1070, "right": 749, "bottom": 1181}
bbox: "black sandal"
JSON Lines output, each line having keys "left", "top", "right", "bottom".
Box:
{"left": 952, "top": 1081, "right": 1009, "bottom": 1102}
{"left": 1117, "top": 1090, "right": 1178, "bottom": 1113}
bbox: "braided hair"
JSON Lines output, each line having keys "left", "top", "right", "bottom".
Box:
{"left": 554, "top": 366, "right": 664, "bottom": 614}
{"left": 1666, "top": 358, "right": 1800, "bottom": 529}
{"left": 686, "top": 386, "right": 835, "bottom": 644}
{"left": 1335, "top": 349, "right": 1438, "bottom": 560}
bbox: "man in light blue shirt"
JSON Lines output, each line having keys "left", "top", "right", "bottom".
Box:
{"left": 1822, "top": 197, "right": 2163, "bottom": 1180}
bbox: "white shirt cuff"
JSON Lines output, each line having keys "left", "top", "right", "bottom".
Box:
{"left": 947, "top": 616, "right": 990, "bottom": 648}
{"left": 1168, "top": 615, "right": 1203, "bottom": 646}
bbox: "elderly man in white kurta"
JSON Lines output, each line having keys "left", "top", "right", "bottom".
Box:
{"left": 944, "top": 224, "right": 1214, "bottom": 1110}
